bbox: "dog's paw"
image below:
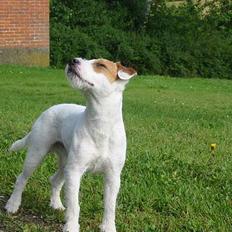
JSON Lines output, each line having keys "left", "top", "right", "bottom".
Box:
{"left": 5, "top": 200, "right": 20, "bottom": 214}
{"left": 63, "top": 222, "right": 80, "bottom": 232}
{"left": 50, "top": 199, "right": 65, "bottom": 211}
{"left": 100, "top": 223, "right": 117, "bottom": 232}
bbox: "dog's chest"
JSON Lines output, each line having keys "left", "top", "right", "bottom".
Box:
{"left": 85, "top": 126, "right": 117, "bottom": 173}
{"left": 72, "top": 114, "right": 125, "bottom": 173}
{"left": 87, "top": 155, "right": 107, "bottom": 173}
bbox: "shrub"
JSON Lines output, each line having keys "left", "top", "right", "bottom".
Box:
{"left": 50, "top": 0, "right": 232, "bottom": 79}
{"left": 50, "top": 24, "right": 110, "bottom": 67}
{"left": 146, "top": 0, "right": 232, "bottom": 78}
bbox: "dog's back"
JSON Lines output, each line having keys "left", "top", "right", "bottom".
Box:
{"left": 9, "top": 103, "right": 86, "bottom": 154}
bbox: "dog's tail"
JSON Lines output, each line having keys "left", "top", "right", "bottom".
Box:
{"left": 9, "top": 133, "right": 31, "bottom": 152}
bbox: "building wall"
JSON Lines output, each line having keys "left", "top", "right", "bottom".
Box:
{"left": 0, "top": 0, "right": 49, "bottom": 66}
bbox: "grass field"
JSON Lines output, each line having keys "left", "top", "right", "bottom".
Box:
{"left": 0, "top": 65, "right": 232, "bottom": 231}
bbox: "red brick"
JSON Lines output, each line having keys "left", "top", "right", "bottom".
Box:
{"left": 0, "top": 0, "right": 49, "bottom": 49}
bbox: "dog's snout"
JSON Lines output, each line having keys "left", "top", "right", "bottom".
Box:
{"left": 72, "top": 58, "right": 80, "bottom": 65}
{"left": 68, "top": 58, "right": 81, "bottom": 68}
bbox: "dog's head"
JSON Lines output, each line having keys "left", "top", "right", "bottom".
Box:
{"left": 65, "top": 58, "right": 137, "bottom": 96}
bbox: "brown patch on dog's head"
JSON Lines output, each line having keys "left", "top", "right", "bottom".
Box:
{"left": 93, "top": 59, "right": 137, "bottom": 82}
{"left": 93, "top": 59, "right": 118, "bottom": 82}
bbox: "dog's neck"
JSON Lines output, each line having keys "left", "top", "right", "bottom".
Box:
{"left": 85, "top": 91, "right": 123, "bottom": 124}
{"left": 83, "top": 91, "right": 124, "bottom": 147}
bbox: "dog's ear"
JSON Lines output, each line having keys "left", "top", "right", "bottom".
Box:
{"left": 116, "top": 62, "right": 137, "bottom": 80}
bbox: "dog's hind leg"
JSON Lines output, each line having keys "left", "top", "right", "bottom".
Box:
{"left": 5, "top": 145, "right": 49, "bottom": 214}
{"left": 49, "top": 143, "right": 67, "bottom": 210}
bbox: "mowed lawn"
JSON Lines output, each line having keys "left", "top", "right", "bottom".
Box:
{"left": 0, "top": 65, "right": 232, "bottom": 232}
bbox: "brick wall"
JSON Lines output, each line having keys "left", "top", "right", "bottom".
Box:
{"left": 0, "top": 0, "right": 49, "bottom": 66}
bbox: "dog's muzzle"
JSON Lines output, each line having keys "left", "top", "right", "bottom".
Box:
{"left": 66, "top": 58, "right": 94, "bottom": 87}
{"left": 67, "top": 58, "right": 81, "bottom": 76}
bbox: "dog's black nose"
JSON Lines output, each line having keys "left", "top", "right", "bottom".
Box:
{"left": 72, "top": 58, "right": 80, "bottom": 64}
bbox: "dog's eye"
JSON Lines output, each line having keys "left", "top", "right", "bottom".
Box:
{"left": 96, "top": 63, "right": 107, "bottom": 69}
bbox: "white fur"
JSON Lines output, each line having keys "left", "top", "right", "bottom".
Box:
{"left": 5, "top": 58, "right": 136, "bottom": 232}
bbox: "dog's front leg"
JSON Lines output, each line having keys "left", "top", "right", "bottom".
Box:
{"left": 100, "top": 172, "right": 121, "bottom": 232}
{"left": 63, "top": 166, "right": 85, "bottom": 232}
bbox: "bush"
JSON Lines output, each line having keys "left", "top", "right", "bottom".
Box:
{"left": 50, "top": 0, "right": 232, "bottom": 79}
{"left": 50, "top": 24, "right": 110, "bottom": 67}
{"left": 145, "top": 0, "right": 232, "bottom": 78}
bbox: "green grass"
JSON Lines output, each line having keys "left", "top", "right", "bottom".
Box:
{"left": 0, "top": 65, "right": 232, "bottom": 231}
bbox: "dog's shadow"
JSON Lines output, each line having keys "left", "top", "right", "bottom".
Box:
{"left": 0, "top": 192, "right": 101, "bottom": 232}
{"left": 0, "top": 193, "right": 64, "bottom": 231}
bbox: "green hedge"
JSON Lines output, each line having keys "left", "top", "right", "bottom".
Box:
{"left": 50, "top": 0, "right": 232, "bottom": 79}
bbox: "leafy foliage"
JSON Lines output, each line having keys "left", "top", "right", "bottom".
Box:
{"left": 50, "top": 0, "right": 232, "bottom": 79}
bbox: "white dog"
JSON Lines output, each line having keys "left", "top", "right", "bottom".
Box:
{"left": 5, "top": 58, "right": 137, "bottom": 232}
